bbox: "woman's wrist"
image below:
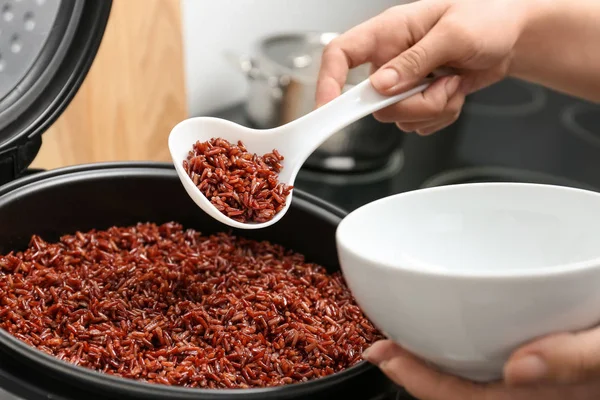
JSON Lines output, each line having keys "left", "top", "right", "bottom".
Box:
{"left": 507, "top": 0, "right": 600, "bottom": 102}
{"left": 508, "top": 0, "right": 556, "bottom": 79}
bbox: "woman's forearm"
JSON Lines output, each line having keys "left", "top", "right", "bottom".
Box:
{"left": 510, "top": 0, "right": 600, "bottom": 102}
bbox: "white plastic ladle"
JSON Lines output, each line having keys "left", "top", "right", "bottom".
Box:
{"left": 169, "top": 71, "right": 450, "bottom": 229}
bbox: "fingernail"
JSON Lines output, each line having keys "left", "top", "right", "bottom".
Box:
{"left": 362, "top": 342, "right": 396, "bottom": 366}
{"left": 445, "top": 75, "right": 461, "bottom": 95}
{"left": 505, "top": 355, "right": 548, "bottom": 385}
{"left": 362, "top": 347, "right": 372, "bottom": 361}
{"left": 362, "top": 346, "right": 386, "bottom": 366}
{"left": 366, "top": 351, "right": 390, "bottom": 370}
{"left": 371, "top": 68, "right": 400, "bottom": 92}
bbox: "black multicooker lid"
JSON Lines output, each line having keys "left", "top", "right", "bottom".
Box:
{"left": 0, "top": 0, "right": 112, "bottom": 184}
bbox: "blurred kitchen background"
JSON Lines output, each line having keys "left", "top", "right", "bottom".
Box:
{"left": 32, "top": 0, "right": 599, "bottom": 212}
{"left": 32, "top": 0, "right": 402, "bottom": 168}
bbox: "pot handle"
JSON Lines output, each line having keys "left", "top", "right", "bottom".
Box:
{"left": 223, "top": 51, "right": 291, "bottom": 88}
{"left": 223, "top": 51, "right": 252, "bottom": 74}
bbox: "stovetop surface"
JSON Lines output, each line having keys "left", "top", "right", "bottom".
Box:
{"left": 210, "top": 78, "right": 600, "bottom": 213}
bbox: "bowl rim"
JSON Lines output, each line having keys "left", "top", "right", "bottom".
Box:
{"left": 337, "top": 181, "right": 600, "bottom": 280}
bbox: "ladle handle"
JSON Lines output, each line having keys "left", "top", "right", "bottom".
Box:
{"left": 286, "top": 68, "right": 453, "bottom": 168}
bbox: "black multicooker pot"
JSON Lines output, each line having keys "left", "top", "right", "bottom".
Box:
{"left": 0, "top": 163, "right": 405, "bottom": 400}
{"left": 0, "top": 1, "right": 407, "bottom": 399}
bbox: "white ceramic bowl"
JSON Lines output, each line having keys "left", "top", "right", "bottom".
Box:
{"left": 336, "top": 182, "right": 600, "bottom": 382}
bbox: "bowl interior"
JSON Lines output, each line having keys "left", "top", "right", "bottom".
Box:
{"left": 338, "top": 183, "right": 600, "bottom": 274}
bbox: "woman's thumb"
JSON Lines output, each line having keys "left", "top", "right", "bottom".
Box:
{"left": 504, "top": 328, "right": 600, "bottom": 386}
{"left": 370, "top": 28, "right": 452, "bottom": 95}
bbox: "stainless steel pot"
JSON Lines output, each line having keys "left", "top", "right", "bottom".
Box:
{"left": 226, "top": 32, "right": 405, "bottom": 173}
